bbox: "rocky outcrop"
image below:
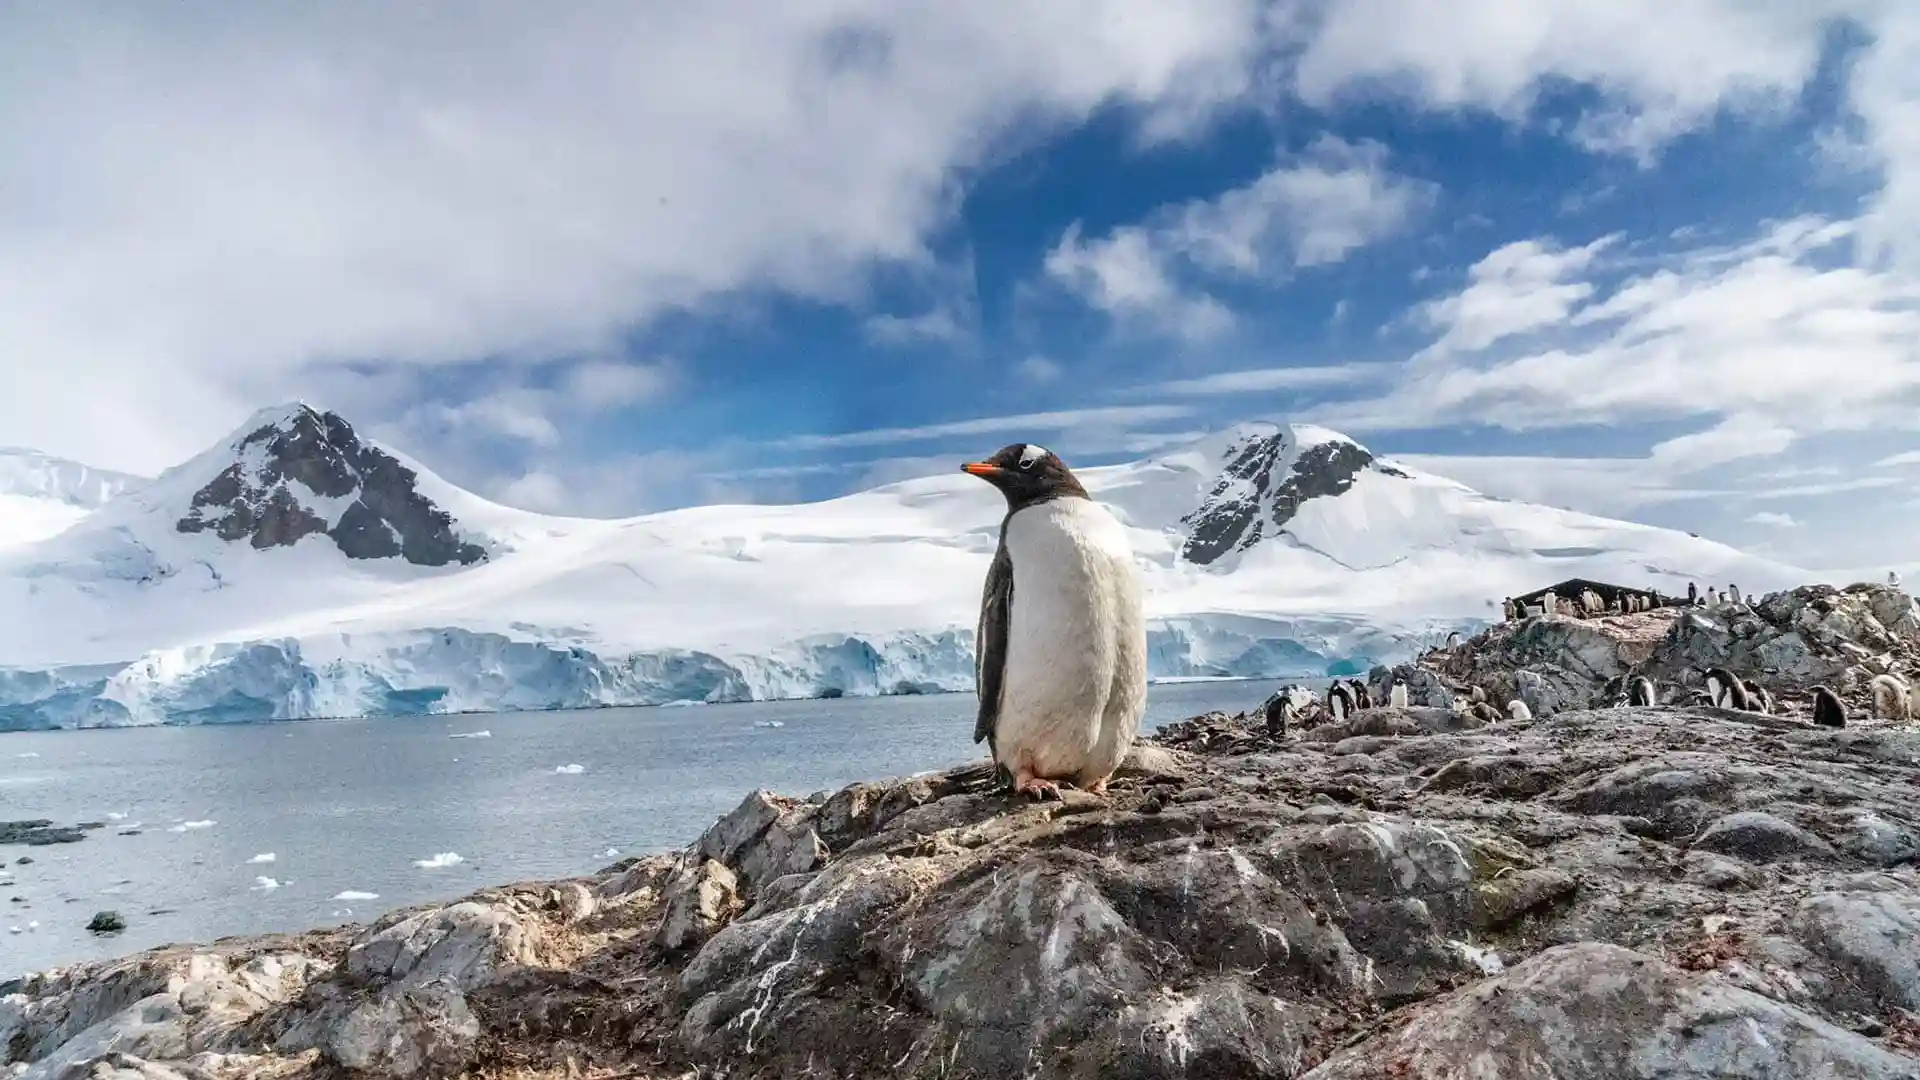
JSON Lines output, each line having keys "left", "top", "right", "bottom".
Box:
{"left": 175, "top": 405, "right": 486, "bottom": 567}
{"left": 1425, "top": 582, "right": 1920, "bottom": 719}
{"left": 6, "top": 694, "right": 1919, "bottom": 1079}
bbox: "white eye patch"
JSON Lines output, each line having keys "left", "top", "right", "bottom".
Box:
{"left": 1018, "top": 444, "right": 1049, "bottom": 469}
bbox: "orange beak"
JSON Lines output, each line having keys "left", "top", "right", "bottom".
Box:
{"left": 961, "top": 462, "right": 1003, "bottom": 478}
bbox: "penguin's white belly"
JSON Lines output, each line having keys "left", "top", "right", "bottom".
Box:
{"left": 994, "top": 499, "right": 1147, "bottom": 783}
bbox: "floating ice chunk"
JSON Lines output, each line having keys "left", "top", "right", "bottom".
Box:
{"left": 167, "top": 820, "right": 216, "bottom": 832}
{"left": 554, "top": 763, "right": 585, "bottom": 775}
{"left": 333, "top": 890, "right": 379, "bottom": 901}
{"left": 247, "top": 852, "right": 276, "bottom": 864}
{"left": 414, "top": 852, "right": 465, "bottom": 869}
{"left": 15, "top": 752, "right": 38, "bottom": 759}
{"left": 6, "top": 926, "right": 18, "bottom": 934}
{"left": 106, "top": 811, "right": 129, "bottom": 820}
{"left": 449, "top": 730, "right": 491, "bottom": 740}
{"left": 251, "top": 876, "right": 281, "bottom": 891}
{"left": 602, "top": 848, "right": 620, "bottom": 858}
{"left": 753, "top": 720, "right": 785, "bottom": 728}
{"left": 26, "top": 920, "right": 37, "bottom": 930}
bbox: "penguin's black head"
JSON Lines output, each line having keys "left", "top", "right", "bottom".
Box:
{"left": 962, "top": 442, "right": 1089, "bottom": 509}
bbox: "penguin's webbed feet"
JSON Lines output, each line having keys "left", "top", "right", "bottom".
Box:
{"left": 1011, "top": 769, "right": 1063, "bottom": 801}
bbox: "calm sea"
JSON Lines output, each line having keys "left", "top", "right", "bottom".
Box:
{"left": 0, "top": 679, "right": 1294, "bottom": 978}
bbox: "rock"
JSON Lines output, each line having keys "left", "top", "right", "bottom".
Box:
{"left": 1794, "top": 891, "right": 1920, "bottom": 1012}
{"left": 654, "top": 859, "right": 741, "bottom": 952}
{"left": 1692, "top": 811, "right": 1834, "bottom": 863}
{"left": 1302, "top": 942, "right": 1919, "bottom": 1079}
{"left": 86, "top": 911, "right": 126, "bottom": 934}
{"left": 317, "top": 981, "right": 479, "bottom": 1079}
{"left": 0, "top": 823, "right": 84, "bottom": 848}
{"left": 342, "top": 902, "right": 539, "bottom": 991}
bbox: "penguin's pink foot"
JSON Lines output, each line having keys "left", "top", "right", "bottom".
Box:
{"left": 1012, "top": 769, "right": 1062, "bottom": 801}
{"left": 1084, "top": 775, "right": 1111, "bottom": 796}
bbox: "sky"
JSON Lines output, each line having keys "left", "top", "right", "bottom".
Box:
{"left": 1, "top": 2, "right": 1918, "bottom": 570}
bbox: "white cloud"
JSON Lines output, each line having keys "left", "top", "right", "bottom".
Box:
{"left": 1874, "top": 450, "right": 1920, "bottom": 468}
{"left": 1747, "top": 511, "right": 1799, "bottom": 528}
{"left": 1415, "top": 235, "right": 1616, "bottom": 356}
{"left": 1343, "top": 216, "right": 1920, "bottom": 435}
{"left": 1143, "top": 362, "right": 1395, "bottom": 397}
{"left": 0, "top": 1, "right": 1271, "bottom": 470}
{"left": 560, "top": 361, "right": 673, "bottom": 410}
{"left": 1289, "top": 0, "right": 1845, "bottom": 160}
{"left": 1045, "top": 136, "right": 1432, "bottom": 338}
{"left": 1017, "top": 356, "right": 1064, "bottom": 384}
{"left": 405, "top": 395, "right": 562, "bottom": 448}
{"left": 1646, "top": 415, "right": 1798, "bottom": 474}
{"left": 764, "top": 404, "right": 1195, "bottom": 451}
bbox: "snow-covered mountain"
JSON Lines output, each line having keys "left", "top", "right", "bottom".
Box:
{"left": 0, "top": 405, "right": 1812, "bottom": 729}
{"left": 0, "top": 447, "right": 145, "bottom": 551}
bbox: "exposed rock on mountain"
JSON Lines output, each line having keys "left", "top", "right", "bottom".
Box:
{"left": 1179, "top": 424, "right": 1384, "bottom": 565}
{"left": 174, "top": 405, "right": 485, "bottom": 567}
{"left": 7, "top": 684, "right": 1919, "bottom": 1077}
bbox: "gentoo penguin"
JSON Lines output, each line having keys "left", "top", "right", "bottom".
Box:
{"left": 1812, "top": 685, "right": 1847, "bottom": 728}
{"left": 1507, "top": 698, "right": 1534, "bottom": 721}
{"left": 1727, "top": 584, "right": 1741, "bottom": 606}
{"left": 1628, "top": 676, "right": 1656, "bottom": 707}
{"left": 1470, "top": 701, "right": 1502, "bottom": 724}
{"left": 1869, "top": 673, "right": 1911, "bottom": 721}
{"left": 1890, "top": 570, "right": 1902, "bottom": 587}
{"left": 1261, "top": 685, "right": 1312, "bottom": 737}
{"left": 1741, "top": 679, "right": 1772, "bottom": 714}
{"left": 1687, "top": 582, "right": 1699, "bottom": 606}
{"left": 1389, "top": 680, "right": 1410, "bottom": 708}
{"left": 1347, "top": 678, "right": 1373, "bottom": 710}
{"left": 1502, "top": 598, "right": 1517, "bottom": 622}
{"left": 1445, "top": 630, "right": 1462, "bottom": 649}
{"left": 964, "top": 443, "right": 1146, "bottom": 799}
{"left": 1326, "top": 681, "right": 1355, "bottom": 722}
{"left": 1703, "top": 667, "right": 1749, "bottom": 711}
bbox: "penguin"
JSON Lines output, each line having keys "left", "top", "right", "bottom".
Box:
{"left": 1445, "top": 630, "right": 1462, "bottom": 649}
{"left": 1890, "top": 570, "right": 1902, "bottom": 588}
{"left": 964, "top": 443, "right": 1146, "bottom": 799}
{"left": 1348, "top": 679, "right": 1373, "bottom": 710}
{"left": 1507, "top": 698, "right": 1534, "bottom": 721}
{"left": 1543, "top": 592, "right": 1559, "bottom": 616}
{"left": 1470, "top": 701, "right": 1502, "bottom": 724}
{"left": 1703, "top": 667, "right": 1749, "bottom": 711}
{"left": 1741, "top": 679, "right": 1772, "bottom": 714}
{"left": 1326, "top": 681, "right": 1354, "bottom": 722}
{"left": 1261, "top": 685, "right": 1314, "bottom": 737}
{"left": 1727, "top": 584, "right": 1740, "bottom": 606}
{"left": 1502, "top": 598, "right": 1517, "bottom": 622}
{"left": 1869, "top": 673, "right": 1911, "bottom": 721}
{"left": 1628, "top": 676, "right": 1656, "bottom": 707}
{"left": 1687, "top": 582, "right": 1698, "bottom": 606}
{"left": 1812, "top": 685, "right": 1847, "bottom": 728}
{"left": 1389, "top": 680, "right": 1409, "bottom": 708}
{"left": 1470, "top": 685, "right": 1486, "bottom": 704}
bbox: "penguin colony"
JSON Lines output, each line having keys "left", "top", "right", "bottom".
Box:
{"left": 1500, "top": 584, "right": 1663, "bottom": 622}
{"left": 965, "top": 444, "right": 1146, "bottom": 799}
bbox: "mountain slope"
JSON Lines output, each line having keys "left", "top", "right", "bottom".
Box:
{"left": 0, "top": 411, "right": 1813, "bottom": 728}
{"left": 0, "top": 447, "right": 145, "bottom": 550}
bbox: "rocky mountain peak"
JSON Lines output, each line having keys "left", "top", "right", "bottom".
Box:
{"left": 1178, "top": 422, "right": 1401, "bottom": 566}
{"left": 174, "top": 403, "right": 486, "bottom": 567}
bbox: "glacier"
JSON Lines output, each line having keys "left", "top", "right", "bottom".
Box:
{"left": 0, "top": 615, "right": 1452, "bottom": 730}
{"left": 0, "top": 403, "right": 1814, "bottom": 730}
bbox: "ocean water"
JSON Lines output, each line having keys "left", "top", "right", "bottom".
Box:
{"left": 0, "top": 679, "right": 1295, "bottom": 978}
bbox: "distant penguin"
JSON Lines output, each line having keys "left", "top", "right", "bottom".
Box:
{"left": 1327, "top": 681, "right": 1354, "bottom": 722}
{"left": 1470, "top": 685, "right": 1486, "bottom": 704}
{"left": 1687, "top": 582, "right": 1699, "bottom": 605}
{"left": 1870, "top": 674, "right": 1911, "bottom": 721}
{"left": 1348, "top": 679, "right": 1373, "bottom": 710}
{"left": 1812, "top": 685, "right": 1847, "bottom": 728}
{"left": 1507, "top": 698, "right": 1534, "bottom": 721}
{"left": 1727, "top": 584, "right": 1740, "bottom": 606}
{"left": 1541, "top": 592, "right": 1558, "bottom": 616}
{"left": 964, "top": 443, "right": 1146, "bottom": 798}
{"left": 1389, "top": 681, "right": 1409, "bottom": 709}
{"left": 1704, "top": 667, "right": 1749, "bottom": 711}
{"left": 1471, "top": 701, "right": 1502, "bottom": 723}
{"left": 1445, "top": 630, "right": 1462, "bottom": 649}
{"left": 1628, "top": 676, "right": 1656, "bottom": 707}
{"left": 1502, "top": 598, "right": 1517, "bottom": 621}
{"left": 1262, "top": 685, "right": 1313, "bottom": 737}
{"left": 1741, "top": 679, "right": 1772, "bottom": 714}
{"left": 1890, "top": 570, "right": 1902, "bottom": 587}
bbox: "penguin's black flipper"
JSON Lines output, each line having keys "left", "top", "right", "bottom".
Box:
{"left": 974, "top": 538, "right": 1014, "bottom": 750}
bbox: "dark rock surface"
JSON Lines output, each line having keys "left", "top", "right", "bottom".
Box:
{"left": 1179, "top": 424, "right": 1381, "bottom": 566}
{"left": 175, "top": 405, "right": 486, "bottom": 568}
{"left": 6, "top": 696, "right": 1918, "bottom": 1079}
{"left": 0, "top": 821, "right": 86, "bottom": 847}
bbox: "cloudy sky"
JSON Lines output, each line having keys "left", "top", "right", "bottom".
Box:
{"left": 2, "top": 2, "right": 1917, "bottom": 569}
